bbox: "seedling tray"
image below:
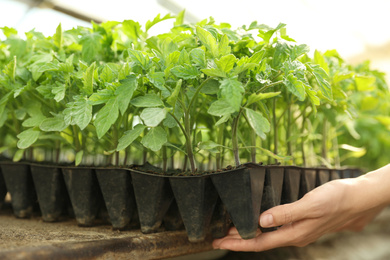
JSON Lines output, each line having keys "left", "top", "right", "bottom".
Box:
{"left": 0, "top": 161, "right": 361, "bottom": 242}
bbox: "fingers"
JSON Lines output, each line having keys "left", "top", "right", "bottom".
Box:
{"left": 259, "top": 197, "right": 311, "bottom": 228}
{"left": 214, "top": 223, "right": 305, "bottom": 251}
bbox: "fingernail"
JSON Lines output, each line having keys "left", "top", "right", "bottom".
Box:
{"left": 260, "top": 214, "right": 274, "bottom": 227}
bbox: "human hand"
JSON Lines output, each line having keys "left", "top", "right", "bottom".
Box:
{"left": 213, "top": 171, "right": 389, "bottom": 252}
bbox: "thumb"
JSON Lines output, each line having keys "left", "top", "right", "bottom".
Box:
{"left": 260, "top": 200, "right": 309, "bottom": 228}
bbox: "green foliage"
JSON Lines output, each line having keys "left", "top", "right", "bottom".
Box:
{"left": 0, "top": 13, "right": 387, "bottom": 172}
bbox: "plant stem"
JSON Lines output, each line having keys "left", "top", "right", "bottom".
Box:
{"left": 250, "top": 104, "right": 257, "bottom": 163}
{"left": 273, "top": 98, "right": 278, "bottom": 164}
{"left": 321, "top": 119, "right": 328, "bottom": 164}
{"left": 301, "top": 110, "right": 307, "bottom": 166}
{"left": 232, "top": 109, "right": 243, "bottom": 167}
{"left": 216, "top": 124, "right": 224, "bottom": 169}
{"left": 257, "top": 80, "right": 283, "bottom": 93}
{"left": 162, "top": 145, "right": 167, "bottom": 172}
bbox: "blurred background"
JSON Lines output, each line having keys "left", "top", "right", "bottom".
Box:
{"left": 0, "top": 0, "right": 389, "bottom": 83}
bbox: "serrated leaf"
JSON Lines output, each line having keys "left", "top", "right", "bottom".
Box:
{"left": 131, "top": 94, "right": 164, "bottom": 107}
{"left": 115, "top": 74, "right": 138, "bottom": 114}
{"left": 64, "top": 96, "right": 92, "bottom": 130}
{"left": 215, "top": 114, "right": 230, "bottom": 126}
{"left": 167, "top": 79, "right": 182, "bottom": 108}
{"left": 218, "top": 34, "right": 231, "bottom": 57}
{"left": 17, "top": 128, "right": 40, "bottom": 149}
{"left": 22, "top": 114, "right": 46, "bottom": 127}
{"left": 201, "top": 67, "right": 227, "bottom": 78}
{"left": 220, "top": 78, "right": 244, "bottom": 111}
{"left": 81, "top": 33, "right": 102, "bottom": 63}
{"left": 145, "top": 13, "right": 174, "bottom": 32}
{"left": 128, "top": 49, "right": 150, "bottom": 70}
{"left": 82, "top": 62, "right": 95, "bottom": 95}
{"left": 94, "top": 98, "right": 119, "bottom": 139}
{"left": 246, "top": 92, "right": 281, "bottom": 106}
{"left": 147, "top": 70, "right": 166, "bottom": 90}
{"left": 215, "top": 54, "right": 236, "bottom": 73}
{"left": 88, "top": 88, "right": 115, "bottom": 105}
{"left": 196, "top": 26, "right": 218, "bottom": 58}
{"left": 52, "top": 84, "right": 66, "bottom": 102}
{"left": 171, "top": 64, "right": 200, "bottom": 79}
{"left": 314, "top": 50, "right": 329, "bottom": 74}
{"left": 140, "top": 107, "right": 168, "bottom": 127}
{"left": 283, "top": 73, "right": 306, "bottom": 101}
{"left": 178, "top": 48, "right": 191, "bottom": 66}
{"left": 208, "top": 100, "right": 236, "bottom": 116}
{"left": 189, "top": 48, "right": 206, "bottom": 68}
{"left": 200, "top": 79, "right": 219, "bottom": 94}
{"left": 40, "top": 114, "right": 67, "bottom": 132}
{"left": 306, "top": 63, "right": 332, "bottom": 100}
{"left": 245, "top": 108, "right": 270, "bottom": 140}
{"left": 289, "top": 44, "right": 310, "bottom": 61}
{"left": 54, "top": 23, "right": 63, "bottom": 50}
{"left": 122, "top": 20, "right": 142, "bottom": 41}
{"left": 117, "top": 124, "right": 146, "bottom": 151}
{"left": 141, "top": 126, "right": 167, "bottom": 152}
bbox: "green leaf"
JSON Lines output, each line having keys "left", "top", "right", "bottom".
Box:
{"left": 249, "top": 50, "right": 266, "bottom": 64}
{"left": 40, "top": 114, "right": 67, "bottom": 132}
{"left": 88, "top": 88, "right": 115, "bottom": 105}
{"left": 82, "top": 62, "right": 95, "bottom": 95}
{"left": 256, "top": 146, "right": 293, "bottom": 161}
{"left": 215, "top": 114, "right": 230, "bottom": 126}
{"left": 219, "top": 78, "right": 244, "bottom": 111}
{"left": 190, "top": 48, "right": 206, "bottom": 68}
{"left": 94, "top": 98, "right": 119, "bottom": 139}
{"left": 81, "top": 33, "right": 102, "bottom": 63}
{"left": 208, "top": 100, "right": 236, "bottom": 116}
{"left": 52, "top": 84, "right": 66, "bottom": 102}
{"left": 305, "top": 85, "right": 319, "bottom": 114}
{"left": 122, "top": 20, "right": 142, "bottom": 41}
{"left": 198, "top": 140, "right": 225, "bottom": 152}
{"left": 174, "top": 10, "right": 185, "bottom": 26}
{"left": 147, "top": 70, "right": 166, "bottom": 91}
{"left": 64, "top": 96, "right": 92, "bottom": 130}
{"left": 115, "top": 75, "right": 138, "bottom": 114}
{"left": 201, "top": 67, "right": 227, "bottom": 78}
{"left": 306, "top": 63, "right": 332, "bottom": 100}
{"left": 13, "top": 149, "right": 25, "bottom": 162}
{"left": 128, "top": 49, "right": 150, "bottom": 70}
{"left": 141, "top": 126, "right": 167, "bottom": 152}
{"left": 245, "top": 108, "right": 270, "bottom": 139}
{"left": 17, "top": 128, "right": 40, "bottom": 149}
{"left": 178, "top": 49, "right": 191, "bottom": 66}
{"left": 145, "top": 13, "right": 174, "bottom": 32}
{"left": 355, "top": 75, "right": 376, "bottom": 91}
{"left": 283, "top": 73, "right": 306, "bottom": 101}
{"left": 218, "top": 34, "right": 231, "bottom": 57}
{"left": 54, "top": 23, "right": 63, "bottom": 50}
{"left": 314, "top": 50, "right": 329, "bottom": 74}
{"left": 75, "top": 150, "right": 84, "bottom": 166}
{"left": 140, "top": 107, "right": 168, "bottom": 127}
{"left": 289, "top": 44, "right": 310, "bottom": 61}
{"left": 200, "top": 79, "right": 219, "bottom": 94}
{"left": 171, "top": 64, "right": 200, "bottom": 79}
{"left": 196, "top": 26, "right": 218, "bottom": 58}
{"left": 246, "top": 92, "right": 281, "bottom": 106}
{"left": 23, "top": 114, "right": 46, "bottom": 128}
{"left": 215, "top": 54, "right": 236, "bottom": 73}
{"left": 167, "top": 79, "right": 182, "bottom": 108}
{"left": 131, "top": 94, "right": 164, "bottom": 107}
{"left": 117, "top": 124, "right": 146, "bottom": 151}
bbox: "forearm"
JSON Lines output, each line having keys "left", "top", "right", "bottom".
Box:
{"left": 350, "top": 164, "right": 390, "bottom": 213}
